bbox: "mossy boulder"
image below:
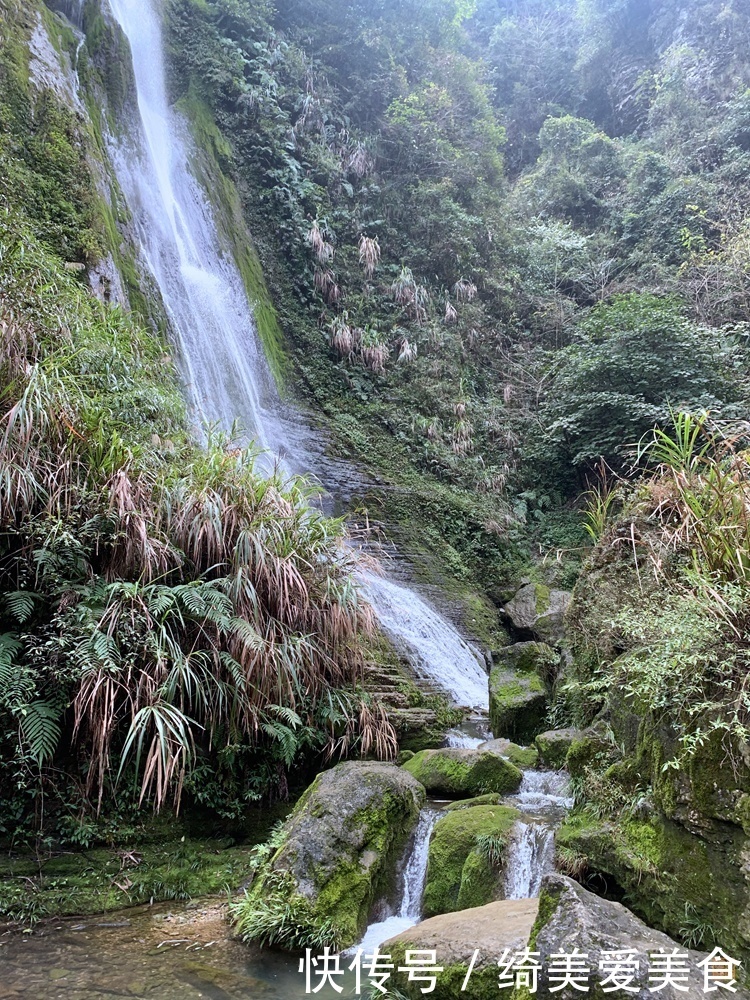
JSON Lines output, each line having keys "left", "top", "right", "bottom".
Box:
{"left": 444, "top": 793, "right": 503, "bottom": 811}
{"left": 557, "top": 809, "right": 750, "bottom": 962}
{"left": 233, "top": 762, "right": 424, "bottom": 950}
{"left": 564, "top": 729, "right": 615, "bottom": 779}
{"left": 489, "top": 642, "right": 556, "bottom": 743}
{"left": 532, "top": 875, "right": 712, "bottom": 999}
{"left": 386, "top": 898, "right": 539, "bottom": 1000}
{"left": 402, "top": 747, "right": 523, "bottom": 798}
{"left": 480, "top": 738, "right": 539, "bottom": 768}
{"left": 535, "top": 728, "right": 582, "bottom": 769}
{"left": 504, "top": 583, "right": 571, "bottom": 645}
{"left": 423, "top": 803, "right": 520, "bottom": 917}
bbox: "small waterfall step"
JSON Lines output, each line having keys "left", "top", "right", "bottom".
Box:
{"left": 353, "top": 806, "right": 441, "bottom": 955}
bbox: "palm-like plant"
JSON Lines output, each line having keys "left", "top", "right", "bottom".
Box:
{"left": 0, "top": 213, "right": 395, "bottom": 817}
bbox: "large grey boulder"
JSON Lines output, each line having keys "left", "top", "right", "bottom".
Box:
{"left": 505, "top": 583, "right": 572, "bottom": 645}
{"left": 233, "top": 761, "right": 424, "bottom": 950}
{"left": 386, "top": 898, "right": 539, "bottom": 999}
{"left": 534, "top": 875, "right": 745, "bottom": 999}
{"left": 385, "top": 877, "right": 748, "bottom": 999}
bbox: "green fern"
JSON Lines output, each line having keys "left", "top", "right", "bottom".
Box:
{"left": 20, "top": 701, "right": 61, "bottom": 765}
{"left": 4, "top": 591, "right": 37, "bottom": 624}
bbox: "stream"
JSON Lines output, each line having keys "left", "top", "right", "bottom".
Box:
{"left": 0, "top": 765, "right": 571, "bottom": 998}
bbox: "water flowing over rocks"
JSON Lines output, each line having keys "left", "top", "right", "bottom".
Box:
{"left": 107, "top": 0, "right": 492, "bottom": 730}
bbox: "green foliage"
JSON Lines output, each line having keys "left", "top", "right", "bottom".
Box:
{"left": 544, "top": 294, "right": 743, "bottom": 469}
{"left": 231, "top": 871, "right": 342, "bottom": 951}
{"left": 0, "top": 201, "right": 394, "bottom": 831}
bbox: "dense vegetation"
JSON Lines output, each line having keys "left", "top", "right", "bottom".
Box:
{"left": 164, "top": 0, "right": 750, "bottom": 580}
{"left": 6, "top": 0, "right": 750, "bottom": 955}
{"left": 0, "top": 0, "right": 395, "bottom": 859}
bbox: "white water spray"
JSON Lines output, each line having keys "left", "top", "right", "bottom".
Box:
{"left": 106, "top": 0, "right": 489, "bottom": 710}
{"left": 504, "top": 769, "right": 573, "bottom": 900}
{"left": 504, "top": 821, "right": 556, "bottom": 900}
{"left": 355, "top": 808, "right": 440, "bottom": 954}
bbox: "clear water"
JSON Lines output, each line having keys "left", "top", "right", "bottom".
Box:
{"left": 0, "top": 902, "right": 353, "bottom": 999}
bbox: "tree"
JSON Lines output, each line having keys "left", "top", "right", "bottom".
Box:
{"left": 544, "top": 293, "right": 743, "bottom": 468}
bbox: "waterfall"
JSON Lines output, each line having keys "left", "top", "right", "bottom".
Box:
{"left": 354, "top": 808, "right": 441, "bottom": 954}
{"left": 504, "top": 769, "right": 573, "bottom": 900}
{"left": 504, "top": 822, "right": 556, "bottom": 900}
{"left": 105, "top": 0, "right": 489, "bottom": 711}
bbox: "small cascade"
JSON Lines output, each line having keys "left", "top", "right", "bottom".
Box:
{"left": 443, "top": 731, "right": 485, "bottom": 749}
{"left": 443, "top": 718, "right": 493, "bottom": 748}
{"left": 503, "top": 768, "right": 573, "bottom": 901}
{"left": 513, "top": 769, "right": 574, "bottom": 812}
{"left": 361, "top": 571, "right": 489, "bottom": 710}
{"left": 48, "top": 0, "right": 85, "bottom": 28}
{"left": 504, "top": 822, "right": 556, "bottom": 900}
{"left": 355, "top": 808, "right": 441, "bottom": 954}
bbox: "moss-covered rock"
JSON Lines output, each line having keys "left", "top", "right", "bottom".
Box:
{"left": 532, "top": 875, "right": 711, "bottom": 999}
{"left": 386, "top": 898, "right": 539, "bottom": 1000}
{"left": 489, "top": 642, "right": 556, "bottom": 743}
{"left": 233, "top": 762, "right": 424, "bottom": 950}
{"left": 402, "top": 747, "right": 523, "bottom": 798}
{"left": 535, "top": 728, "right": 582, "bottom": 769}
{"left": 444, "top": 793, "right": 504, "bottom": 811}
{"left": 423, "top": 804, "right": 520, "bottom": 917}
{"left": 504, "top": 583, "right": 571, "bottom": 646}
{"left": 480, "top": 738, "right": 539, "bottom": 768}
{"left": 557, "top": 809, "right": 750, "bottom": 961}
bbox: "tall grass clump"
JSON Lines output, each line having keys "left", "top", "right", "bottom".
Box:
{"left": 571, "top": 411, "right": 750, "bottom": 769}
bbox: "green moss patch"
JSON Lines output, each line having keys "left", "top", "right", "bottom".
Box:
{"left": 423, "top": 804, "right": 520, "bottom": 917}
{"left": 402, "top": 748, "right": 523, "bottom": 798}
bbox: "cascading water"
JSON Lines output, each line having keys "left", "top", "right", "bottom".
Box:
{"left": 354, "top": 807, "right": 441, "bottom": 954}
{"left": 106, "top": 0, "right": 489, "bottom": 712}
{"left": 504, "top": 769, "right": 573, "bottom": 900}
{"left": 107, "top": 0, "right": 278, "bottom": 459}
{"left": 504, "top": 822, "right": 556, "bottom": 900}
